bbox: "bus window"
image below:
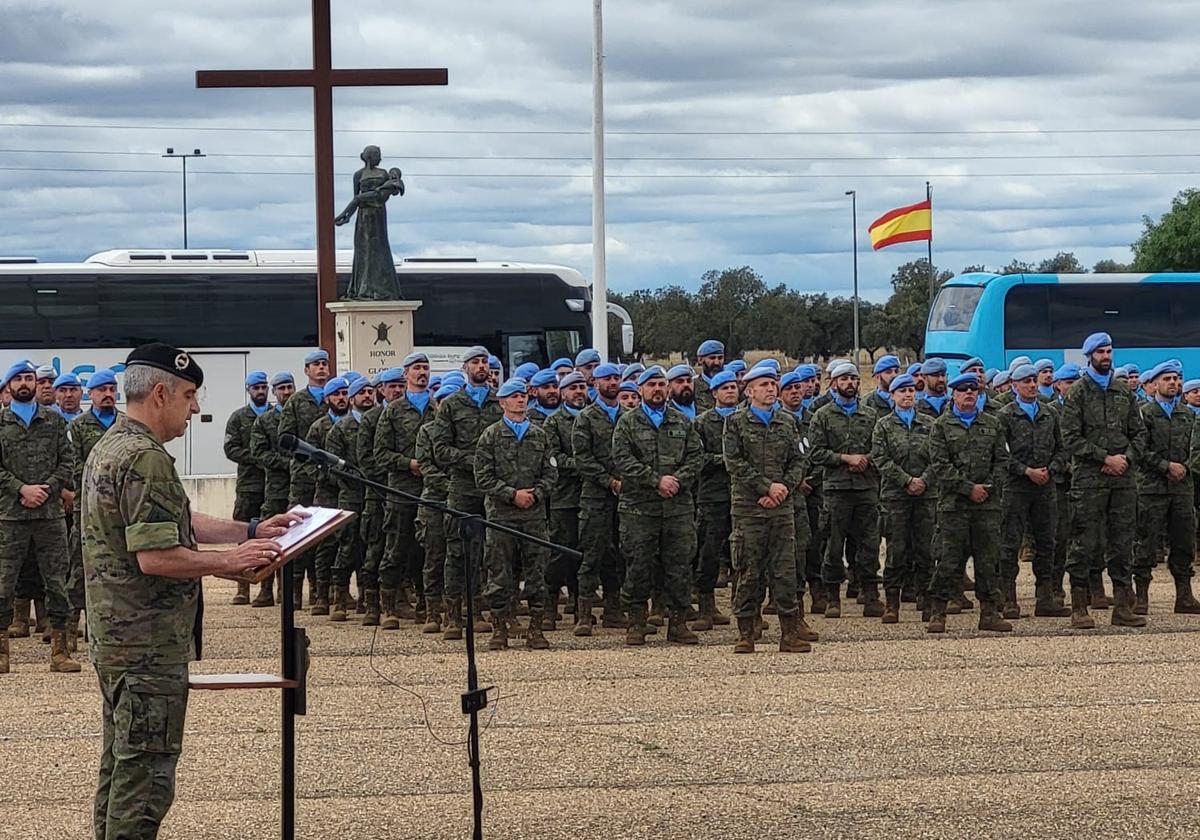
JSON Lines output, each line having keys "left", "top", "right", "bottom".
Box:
{"left": 544, "top": 329, "right": 582, "bottom": 363}
{"left": 928, "top": 286, "right": 983, "bottom": 332}
{"left": 1003, "top": 286, "right": 1050, "bottom": 348}
{"left": 505, "top": 333, "right": 545, "bottom": 373}
{"left": 1048, "top": 284, "right": 1169, "bottom": 348}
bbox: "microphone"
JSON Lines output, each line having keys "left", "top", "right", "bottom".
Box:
{"left": 277, "top": 432, "right": 348, "bottom": 469}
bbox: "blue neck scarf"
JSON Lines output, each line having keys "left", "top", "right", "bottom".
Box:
{"left": 922, "top": 392, "right": 949, "bottom": 414}
{"left": 587, "top": 386, "right": 598, "bottom": 403}
{"left": 503, "top": 416, "right": 530, "bottom": 441}
{"left": 596, "top": 397, "right": 619, "bottom": 424}
{"left": 93, "top": 406, "right": 117, "bottom": 428}
{"left": 533, "top": 403, "right": 558, "bottom": 417}
{"left": 1189, "top": 404, "right": 1200, "bottom": 416}
{"left": 1136, "top": 387, "right": 1148, "bottom": 401}
{"left": 801, "top": 396, "right": 815, "bottom": 412}
{"left": 833, "top": 393, "right": 858, "bottom": 416}
{"left": 406, "top": 389, "right": 431, "bottom": 415}
{"left": 1016, "top": 396, "right": 1039, "bottom": 422}
{"left": 749, "top": 405, "right": 775, "bottom": 426}
{"left": 274, "top": 403, "right": 284, "bottom": 413}
{"left": 1038, "top": 384, "right": 1055, "bottom": 398}
{"left": 250, "top": 401, "right": 271, "bottom": 417}
{"left": 351, "top": 408, "right": 363, "bottom": 423}
{"left": 307, "top": 385, "right": 324, "bottom": 403}
{"left": 894, "top": 406, "right": 916, "bottom": 428}
{"left": 715, "top": 405, "right": 737, "bottom": 418}
{"left": 10, "top": 400, "right": 36, "bottom": 428}
{"left": 1157, "top": 396, "right": 1179, "bottom": 418}
{"left": 55, "top": 406, "right": 82, "bottom": 422}
{"left": 328, "top": 409, "right": 345, "bottom": 423}
{"left": 464, "top": 383, "right": 489, "bottom": 408}
{"left": 563, "top": 403, "right": 582, "bottom": 418}
{"left": 672, "top": 400, "right": 696, "bottom": 421}
{"left": 641, "top": 402, "right": 666, "bottom": 428}
{"left": 952, "top": 406, "right": 978, "bottom": 427}
{"left": 1085, "top": 365, "right": 1111, "bottom": 389}
{"left": 977, "top": 392, "right": 988, "bottom": 412}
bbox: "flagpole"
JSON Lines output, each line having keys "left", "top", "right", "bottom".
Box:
{"left": 591, "top": 0, "right": 608, "bottom": 361}
{"left": 926, "top": 181, "right": 935, "bottom": 302}
{"left": 846, "top": 189, "right": 860, "bottom": 366}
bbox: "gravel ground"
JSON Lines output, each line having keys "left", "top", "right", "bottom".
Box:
{"left": 6, "top": 574, "right": 1200, "bottom": 839}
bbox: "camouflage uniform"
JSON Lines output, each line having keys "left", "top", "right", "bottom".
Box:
{"left": 0, "top": 405, "right": 74, "bottom": 632}
{"left": 373, "top": 394, "right": 434, "bottom": 594}
{"left": 355, "top": 402, "right": 389, "bottom": 591}
{"left": 222, "top": 405, "right": 266, "bottom": 522}
{"left": 83, "top": 415, "right": 198, "bottom": 840}
{"left": 473, "top": 420, "right": 557, "bottom": 616}
{"left": 250, "top": 407, "right": 291, "bottom": 519}
{"left": 1059, "top": 374, "right": 1145, "bottom": 590}
{"left": 325, "top": 413, "right": 365, "bottom": 588}
{"left": 870, "top": 409, "right": 935, "bottom": 597}
{"left": 695, "top": 407, "right": 733, "bottom": 596}
{"left": 723, "top": 407, "right": 805, "bottom": 619}
{"left": 306, "top": 413, "right": 339, "bottom": 587}
{"left": 998, "top": 400, "right": 1064, "bottom": 587}
{"left": 1133, "top": 399, "right": 1195, "bottom": 585}
{"left": 543, "top": 406, "right": 583, "bottom": 607}
{"left": 782, "top": 406, "right": 814, "bottom": 595}
{"left": 864, "top": 389, "right": 892, "bottom": 419}
{"left": 611, "top": 406, "right": 702, "bottom": 612}
{"left": 415, "top": 423, "right": 449, "bottom": 602}
{"left": 916, "top": 393, "right": 950, "bottom": 420}
{"left": 278, "top": 386, "right": 324, "bottom": 589}
{"left": 67, "top": 410, "right": 121, "bottom": 613}
{"left": 571, "top": 402, "right": 625, "bottom": 612}
{"left": 1051, "top": 397, "right": 1073, "bottom": 597}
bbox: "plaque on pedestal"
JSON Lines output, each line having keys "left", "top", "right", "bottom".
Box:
{"left": 325, "top": 299, "right": 423, "bottom": 376}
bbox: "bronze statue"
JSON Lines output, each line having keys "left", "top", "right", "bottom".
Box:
{"left": 335, "top": 145, "right": 405, "bottom": 299}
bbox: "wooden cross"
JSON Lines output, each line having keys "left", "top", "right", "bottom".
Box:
{"left": 197, "top": 0, "right": 447, "bottom": 359}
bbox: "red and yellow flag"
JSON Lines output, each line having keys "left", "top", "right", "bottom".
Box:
{"left": 868, "top": 199, "right": 932, "bottom": 250}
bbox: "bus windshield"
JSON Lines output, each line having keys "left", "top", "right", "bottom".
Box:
{"left": 928, "top": 286, "right": 984, "bottom": 332}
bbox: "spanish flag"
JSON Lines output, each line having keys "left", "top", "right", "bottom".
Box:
{"left": 868, "top": 199, "right": 933, "bottom": 250}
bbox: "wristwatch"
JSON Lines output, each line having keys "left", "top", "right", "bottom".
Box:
{"left": 247, "top": 517, "right": 260, "bottom": 540}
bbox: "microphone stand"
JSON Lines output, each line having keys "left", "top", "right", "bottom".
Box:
{"left": 311, "top": 457, "right": 580, "bottom": 840}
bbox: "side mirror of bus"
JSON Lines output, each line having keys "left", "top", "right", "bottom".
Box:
{"left": 621, "top": 325, "right": 634, "bottom": 355}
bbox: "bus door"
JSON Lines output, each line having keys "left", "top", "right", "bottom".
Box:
{"left": 181, "top": 351, "right": 249, "bottom": 476}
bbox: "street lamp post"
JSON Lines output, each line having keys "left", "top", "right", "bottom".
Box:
{"left": 846, "top": 189, "right": 860, "bottom": 367}
{"left": 163, "top": 147, "right": 206, "bottom": 248}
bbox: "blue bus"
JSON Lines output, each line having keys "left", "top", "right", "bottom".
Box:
{"left": 924, "top": 272, "right": 1200, "bottom": 375}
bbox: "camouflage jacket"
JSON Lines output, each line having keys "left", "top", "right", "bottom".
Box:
{"left": 474, "top": 420, "right": 557, "bottom": 521}
{"left": 356, "top": 402, "right": 388, "bottom": 503}
{"left": 929, "top": 410, "right": 1009, "bottom": 512}
{"left": 0, "top": 405, "right": 73, "bottom": 520}
{"left": 325, "top": 413, "right": 364, "bottom": 509}
{"left": 916, "top": 393, "right": 950, "bottom": 420}
{"left": 250, "top": 407, "right": 290, "bottom": 502}
{"left": 722, "top": 406, "right": 804, "bottom": 518}
{"left": 223, "top": 404, "right": 267, "bottom": 496}
{"left": 374, "top": 393, "right": 435, "bottom": 495}
{"left": 306, "top": 413, "right": 338, "bottom": 504}
{"left": 870, "top": 410, "right": 935, "bottom": 501}
{"left": 694, "top": 375, "right": 715, "bottom": 413}
{"left": 278, "top": 386, "right": 324, "bottom": 493}
{"left": 82, "top": 415, "right": 200, "bottom": 667}
{"left": 529, "top": 405, "right": 557, "bottom": 428}
{"left": 1136, "top": 400, "right": 1194, "bottom": 495}
{"left": 864, "top": 389, "right": 892, "bottom": 420}
{"left": 1060, "top": 373, "right": 1145, "bottom": 489}
{"left": 69, "top": 409, "right": 122, "bottom": 495}
{"left": 571, "top": 401, "right": 624, "bottom": 505}
{"left": 808, "top": 400, "right": 879, "bottom": 492}
{"left": 543, "top": 407, "right": 582, "bottom": 510}
{"left": 429, "top": 386, "right": 503, "bottom": 498}
{"left": 415, "top": 422, "right": 448, "bottom": 502}
{"left": 782, "top": 405, "right": 815, "bottom": 514}
{"left": 998, "top": 400, "right": 1065, "bottom": 490}
{"left": 611, "top": 405, "right": 702, "bottom": 517}
{"left": 695, "top": 407, "right": 733, "bottom": 505}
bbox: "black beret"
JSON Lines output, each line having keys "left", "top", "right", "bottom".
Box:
{"left": 125, "top": 342, "right": 205, "bottom": 388}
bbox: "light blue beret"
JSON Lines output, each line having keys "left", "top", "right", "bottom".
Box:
{"left": 322, "top": 377, "right": 349, "bottom": 399}
{"left": 873, "top": 355, "right": 901, "bottom": 375}
{"left": 697, "top": 339, "right": 724, "bottom": 356}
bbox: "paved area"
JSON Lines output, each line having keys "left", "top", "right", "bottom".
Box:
{"left": 6, "top": 575, "right": 1200, "bottom": 839}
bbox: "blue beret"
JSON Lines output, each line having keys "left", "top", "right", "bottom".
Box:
{"left": 1185, "top": 379, "right": 1200, "bottom": 394}
{"left": 1125, "top": 364, "right": 1141, "bottom": 376}
{"left": 487, "top": 355, "right": 502, "bottom": 370}
{"left": 575, "top": 348, "right": 602, "bottom": 366}
{"left": 550, "top": 357, "right": 574, "bottom": 371}
{"left": 920, "top": 358, "right": 947, "bottom": 375}
{"left": 402, "top": 352, "right": 429, "bottom": 368}
{"left": 992, "top": 370, "right": 1011, "bottom": 387}
{"left": 379, "top": 368, "right": 406, "bottom": 384}
{"left": 460, "top": 345, "right": 489, "bottom": 363}
{"left": 757, "top": 358, "right": 781, "bottom": 372}
{"left": 245, "top": 370, "right": 268, "bottom": 388}
{"left": 744, "top": 364, "right": 779, "bottom": 384}
{"left": 1011, "top": 364, "right": 1037, "bottom": 381}
{"left": 322, "top": 377, "right": 349, "bottom": 399}
{"left": 343, "top": 370, "right": 363, "bottom": 383}
{"left": 87, "top": 368, "right": 117, "bottom": 390}
{"left": 559, "top": 371, "right": 586, "bottom": 389}
{"left": 907, "top": 363, "right": 923, "bottom": 376}
{"left": 948, "top": 372, "right": 980, "bottom": 390}
{"left": 724, "top": 360, "right": 747, "bottom": 374}
{"left": 496, "top": 378, "right": 528, "bottom": 398}
{"left": 35, "top": 364, "right": 56, "bottom": 381}
{"left": 1138, "top": 368, "right": 1155, "bottom": 385}
{"left": 666, "top": 364, "right": 693, "bottom": 382}
{"left": 1147, "top": 359, "right": 1183, "bottom": 382}
{"left": 960, "top": 356, "right": 984, "bottom": 372}
{"left": 830, "top": 362, "right": 859, "bottom": 379}
{"left": 1082, "top": 332, "right": 1112, "bottom": 356}
{"left": 429, "top": 375, "right": 442, "bottom": 388}
{"left": 270, "top": 371, "right": 294, "bottom": 387}
{"left": 347, "top": 377, "right": 371, "bottom": 398}
{"left": 709, "top": 370, "right": 737, "bottom": 390}
{"left": 441, "top": 371, "right": 466, "bottom": 387}
{"left": 621, "top": 363, "right": 645, "bottom": 382}
{"left": 889, "top": 373, "right": 916, "bottom": 393}
{"left": 1008, "top": 356, "right": 1032, "bottom": 372}
{"left": 873, "top": 355, "right": 901, "bottom": 375}
{"left": 304, "top": 349, "right": 329, "bottom": 365}
{"left": 434, "top": 383, "right": 461, "bottom": 401}
{"left": 984, "top": 368, "right": 999, "bottom": 383}
{"left": 593, "top": 362, "right": 622, "bottom": 380}
{"left": 637, "top": 365, "right": 667, "bottom": 386}
{"left": 618, "top": 380, "right": 639, "bottom": 393}
{"left": 697, "top": 339, "right": 724, "bottom": 356}
{"left": 1052, "top": 364, "right": 1080, "bottom": 383}
{"left": 1034, "top": 358, "right": 1055, "bottom": 373}
{"left": 1, "top": 359, "right": 35, "bottom": 389}
{"left": 514, "top": 362, "right": 540, "bottom": 381}
{"left": 795, "top": 364, "right": 819, "bottom": 382}
{"left": 1112, "top": 365, "right": 1129, "bottom": 378}
{"left": 530, "top": 369, "right": 558, "bottom": 387}
{"left": 780, "top": 371, "right": 801, "bottom": 389}
{"left": 53, "top": 373, "right": 81, "bottom": 389}
{"left": 616, "top": 363, "right": 628, "bottom": 374}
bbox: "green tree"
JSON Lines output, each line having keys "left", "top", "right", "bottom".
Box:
{"left": 876, "top": 259, "right": 953, "bottom": 356}
{"left": 961, "top": 263, "right": 990, "bottom": 274}
{"left": 998, "top": 259, "right": 1034, "bottom": 275}
{"left": 694, "top": 266, "right": 768, "bottom": 358}
{"left": 1036, "top": 251, "right": 1084, "bottom": 273}
{"left": 1132, "top": 188, "right": 1200, "bottom": 271}
{"left": 1092, "top": 258, "right": 1131, "bottom": 273}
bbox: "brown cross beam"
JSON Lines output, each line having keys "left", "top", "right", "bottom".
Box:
{"left": 197, "top": 0, "right": 447, "bottom": 358}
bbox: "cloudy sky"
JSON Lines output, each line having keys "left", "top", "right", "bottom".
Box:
{"left": 2, "top": 0, "right": 1198, "bottom": 300}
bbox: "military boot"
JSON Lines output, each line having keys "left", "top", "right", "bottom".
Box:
{"left": 978, "top": 601, "right": 1013, "bottom": 632}
{"left": 1174, "top": 577, "right": 1200, "bottom": 614}
{"left": 1111, "top": 585, "right": 1147, "bottom": 627}
{"left": 716, "top": 567, "right": 730, "bottom": 589}
{"left": 8, "top": 599, "right": 31, "bottom": 638}
{"left": 310, "top": 582, "right": 330, "bottom": 616}
{"left": 414, "top": 597, "right": 427, "bottom": 624}
{"left": 232, "top": 580, "right": 251, "bottom": 605}
{"left": 33, "top": 600, "right": 48, "bottom": 637}
{"left": 1051, "top": 578, "right": 1066, "bottom": 609}
{"left": 900, "top": 585, "right": 918, "bottom": 604}
{"left": 824, "top": 592, "right": 842, "bottom": 619}
{"left": 251, "top": 578, "right": 275, "bottom": 608}
{"left": 1090, "top": 574, "right": 1112, "bottom": 609}
{"left": 882, "top": 589, "right": 901, "bottom": 624}
{"left": 442, "top": 597, "right": 464, "bottom": 641}
{"left": 952, "top": 591, "right": 974, "bottom": 612}
{"left": 1134, "top": 578, "right": 1151, "bottom": 615}
{"left": 1033, "top": 582, "right": 1070, "bottom": 617}
{"left": 395, "top": 585, "right": 418, "bottom": 621}
{"left": 794, "top": 602, "right": 819, "bottom": 642}
{"left": 526, "top": 614, "right": 551, "bottom": 650}
{"left": 625, "top": 605, "right": 649, "bottom": 646}
{"left": 1001, "top": 580, "right": 1020, "bottom": 620}
{"left": 421, "top": 597, "right": 442, "bottom": 633}
{"left": 692, "top": 593, "right": 715, "bottom": 632}
{"left": 601, "top": 592, "right": 625, "bottom": 628}
{"left": 49, "top": 630, "right": 81, "bottom": 673}
{"left": 1070, "top": 586, "right": 1095, "bottom": 629}
{"left": 0, "top": 631, "right": 8, "bottom": 674}
{"left": 926, "top": 599, "right": 947, "bottom": 634}
{"left": 356, "top": 588, "right": 366, "bottom": 614}
{"left": 778, "top": 613, "right": 813, "bottom": 653}
{"left": 329, "top": 585, "right": 348, "bottom": 622}
{"left": 809, "top": 582, "right": 828, "bottom": 616}
{"left": 488, "top": 611, "right": 510, "bottom": 651}
{"left": 919, "top": 591, "right": 932, "bottom": 622}
{"left": 573, "top": 596, "right": 595, "bottom": 637}
{"left": 861, "top": 585, "right": 884, "bottom": 618}
{"left": 963, "top": 571, "right": 975, "bottom": 592}
{"left": 471, "top": 601, "right": 493, "bottom": 634}
{"left": 362, "top": 590, "right": 381, "bottom": 627}
{"left": 292, "top": 578, "right": 305, "bottom": 610}
{"left": 733, "top": 617, "right": 756, "bottom": 653}
{"left": 667, "top": 609, "right": 699, "bottom": 645}
{"left": 846, "top": 575, "right": 860, "bottom": 603}
{"left": 945, "top": 596, "right": 962, "bottom": 615}
{"left": 379, "top": 590, "right": 400, "bottom": 630}
{"left": 711, "top": 595, "right": 731, "bottom": 626}
{"left": 647, "top": 600, "right": 666, "bottom": 627}
{"left": 68, "top": 609, "right": 83, "bottom": 652}
{"left": 762, "top": 597, "right": 778, "bottom": 616}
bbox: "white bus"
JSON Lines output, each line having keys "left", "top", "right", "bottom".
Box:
{"left": 0, "top": 249, "right": 633, "bottom": 475}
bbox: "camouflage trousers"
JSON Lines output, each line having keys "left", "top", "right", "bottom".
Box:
{"left": 618, "top": 512, "right": 695, "bottom": 611}
{"left": 929, "top": 507, "right": 1003, "bottom": 605}
{"left": 483, "top": 516, "right": 551, "bottom": 614}
{"left": 67, "top": 512, "right": 86, "bottom": 612}
{"left": 1052, "top": 482, "right": 1071, "bottom": 585}
{"left": 14, "top": 542, "right": 44, "bottom": 601}
{"left": 232, "top": 491, "right": 264, "bottom": 524}
{"left": 1066, "top": 484, "right": 1136, "bottom": 588}
{"left": 695, "top": 501, "right": 731, "bottom": 595}
{"left": 880, "top": 495, "right": 935, "bottom": 593}
{"left": 312, "top": 489, "right": 339, "bottom": 586}
{"left": 1134, "top": 492, "right": 1196, "bottom": 584}
{"left": 417, "top": 500, "right": 448, "bottom": 598}
{"left": 821, "top": 489, "right": 881, "bottom": 588}
{"left": 288, "top": 484, "right": 317, "bottom": 588}
{"left": 0, "top": 518, "right": 70, "bottom": 631}
{"left": 577, "top": 496, "right": 624, "bottom": 599}
{"left": 804, "top": 492, "right": 824, "bottom": 587}
{"left": 546, "top": 507, "right": 580, "bottom": 603}
{"left": 358, "top": 499, "right": 384, "bottom": 591}
{"left": 333, "top": 503, "right": 365, "bottom": 587}
{"left": 93, "top": 664, "right": 188, "bottom": 840}
{"left": 1001, "top": 486, "right": 1057, "bottom": 585}
{"left": 444, "top": 493, "right": 485, "bottom": 599}
{"left": 382, "top": 487, "right": 424, "bottom": 593}
{"left": 731, "top": 513, "right": 798, "bottom": 619}
{"left": 791, "top": 501, "right": 812, "bottom": 595}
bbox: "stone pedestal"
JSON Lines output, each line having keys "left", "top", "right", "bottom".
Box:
{"left": 325, "top": 300, "right": 423, "bottom": 377}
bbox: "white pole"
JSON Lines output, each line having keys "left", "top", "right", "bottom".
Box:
{"left": 591, "top": 0, "right": 608, "bottom": 361}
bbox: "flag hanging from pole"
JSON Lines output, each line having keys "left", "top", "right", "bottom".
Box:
{"left": 868, "top": 199, "right": 932, "bottom": 250}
